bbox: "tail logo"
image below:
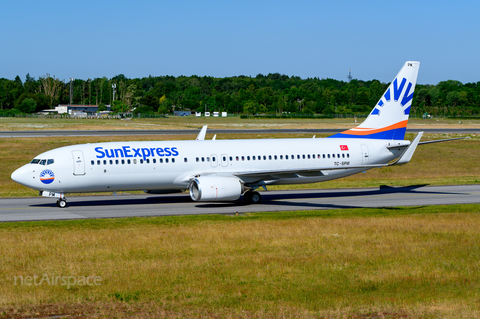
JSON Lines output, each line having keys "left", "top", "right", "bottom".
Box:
{"left": 372, "top": 77, "right": 414, "bottom": 116}
{"left": 40, "top": 169, "right": 55, "bottom": 184}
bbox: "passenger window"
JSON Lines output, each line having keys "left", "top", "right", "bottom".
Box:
{"left": 116, "top": 159, "right": 119, "bottom": 164}
{"left": 172, "top": 158, "right": 175, "bottom": 163}
{"left": 285, "top": 155, "right": 288, "bottom": 160}
{"left": 127, "top": 159, "right": 131, "bottom": 164}
{"left": 269, "top": 155, "right": 272, "bottom": 160}
{"left": 280, "top": 155, "right": 283, "bottom": 160}
{"left": 202, "top": 157, "right": 205, "bottom": 162}
{"left": 110, "top": 160, "right": 113, "bottom": 165}
{"left": 274, "top": 155, "right": 277, "bottom": 160}
{"left": 337, "top": 154, "right": 340, "bottom": 158}
{"left": 229, "top": 156, "right": 233, "bottom": 161}
{"left": 252, "top": 156, "right": 256, "bottom": 160}
{"left": 159, "top": 159, "right": 163, "bottom": 163}
{"left": 91, "top": 160, "right": 94, "bottom": 165}
{"left": 247, "top": 156, "right": 250, "bottom": 161}
{"left": 146, "top": 159, "right": 150, "bottom": 163}
{"left": 103, "top": 160, "right": 107, "bottom": 165}
{"left": 133, "top": 159, "right": 137, "bottom": 164}
{"left": 302, "top": 155, "right": 305, "bottom": 159}
{"left": 184, "top": 158, "right": 188, "bottom": 162}
{"left": 206, "top": 157, "right": 210, "bottom": 162}
{"left": 263, "top": 156, "right": 266, "bottom": 160}
{"left": 140, "top": 159, "right": 144, "bottom": 164}
{"left": 307, "top": 155, "right": 310, "bottom": 159}
{"left": 236, "top": 156, "right": 239, "bottom": 161}
{"left": 223, "top": 156, "right": 226, "bottom": 161}
{"left": 196, "top": 157, "right": 199, "bottom": 162}
{"left": 122, "top": 159, "right": 125, "bottom": 164}
{"left": 332, "top": 154, "right": 335, "bottom": 158}
{"left": 153, "top": 159, "right": 156, "bottom": 163}
{"left": 297, "top": 155, "right": 300, "bottom": 159}
{"left": 323, "top": 154, "right": 325, "bottom": 159}
{"left": 166, "top": 158, "right": 169, "bottom": 163}
{"left": 347, "top": 154, "right": 350, "bottom": 158}
{"left": 97, "top": 160, "right": 101, "bottom": 165}
{"left": 327, "top": 154, "right": 330, "bottom": 159}
{"left": 241, "top": 156, "right": 245, "bottom": 161}
{"left": 342, "top": 154, "right": 345, "bottom": 158}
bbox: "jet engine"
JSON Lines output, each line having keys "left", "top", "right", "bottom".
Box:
{"left": 189, "top": 176, "right": 244, "bottom": 201}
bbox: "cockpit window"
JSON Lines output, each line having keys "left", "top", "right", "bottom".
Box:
{"left": 39, "top": 159, "right": 47, "bottom": 165}
{"left": 30, "top": 159, "right": 41, "bottom": 164}
{"left": 47, "top": 159, "right": 54, "bottom": 165}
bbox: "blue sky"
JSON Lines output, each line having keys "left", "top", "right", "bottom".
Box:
{"left": 1, "top": 0, "right": 478, "bottom": 84}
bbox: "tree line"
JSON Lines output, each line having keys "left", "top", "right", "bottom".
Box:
{"left": 1, "top": 72, "right": 479, "bottom": 117}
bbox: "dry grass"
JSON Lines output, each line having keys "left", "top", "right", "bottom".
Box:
{"left": 1, "top": 133, "right": 479, "bottom": 197}
{"left": 0, "top": 205, "right": 480, "bottom": 317}
{"left": 1, "top": 116, "right": 480, "bottom": 131}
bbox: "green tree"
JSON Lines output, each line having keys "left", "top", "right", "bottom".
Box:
{"left": 16, "top": 98, "right": 37, "bottom": 113}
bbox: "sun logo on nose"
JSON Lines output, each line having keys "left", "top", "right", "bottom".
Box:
{"left": 40, "top": 169, "right": 55, "bottom": 184}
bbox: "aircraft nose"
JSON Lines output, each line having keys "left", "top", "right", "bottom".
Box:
{"left": 11, "top": 165, "right": 32, "bottom": 187}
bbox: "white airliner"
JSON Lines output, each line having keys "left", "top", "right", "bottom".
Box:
{"left": 10, "top": 61, "right": 458, "bottom": 208}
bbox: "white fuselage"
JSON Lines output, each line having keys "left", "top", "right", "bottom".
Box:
{"left": 12, "top": 137, "right": 404, "bottom": 194}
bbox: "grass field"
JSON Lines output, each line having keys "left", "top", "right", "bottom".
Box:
{"left": 1, "top": 116, "right": 480, "bottom": 131}
{"left": 1, "top": 205, "right": 480, "bottom": 318}
{"left": 1, "top": 118, "right": 479, "bottom": 318}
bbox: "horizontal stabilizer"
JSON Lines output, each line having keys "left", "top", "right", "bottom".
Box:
{"left": 419, "top": 137, "right": 465, "bottom": 145}
{"left": 392, "top": 131, "right": 423, "bottom": 165}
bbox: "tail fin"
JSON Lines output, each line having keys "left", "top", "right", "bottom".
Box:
{"left": 329, "top": 61, "right": 420, "bottom": 140}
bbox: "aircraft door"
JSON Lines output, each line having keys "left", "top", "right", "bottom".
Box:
{"left": 210, "top": 154, "right": 218, "bottom": 167}
{"left": 72, "top": 150, "right": 86, "bottom": 175}
{"left": 361, "top": 144, "right": 369, "bottom": 165}
{"left": 221, "top": 154, "right": 228, "bottom": 167}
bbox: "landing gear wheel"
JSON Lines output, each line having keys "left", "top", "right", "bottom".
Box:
{"left": 244, "top": 191, "right": 261, "bottom": 204}
{"left": 250, "top": 191, "right": 261, "bottom": 204}
{"left": 56, "top": 199, "right": 67, "bottom": 208}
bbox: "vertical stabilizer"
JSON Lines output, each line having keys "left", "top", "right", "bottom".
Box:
{"left": 329, "top": 61, "right": 420, "bottom": 140}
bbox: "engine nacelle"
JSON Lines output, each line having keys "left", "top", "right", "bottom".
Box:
{"left": 189, "top": 176, "right": 244, "bottom": 202}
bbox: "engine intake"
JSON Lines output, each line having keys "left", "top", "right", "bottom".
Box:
{"left": 189, "top": 176, "right": 244, "bottom": 201}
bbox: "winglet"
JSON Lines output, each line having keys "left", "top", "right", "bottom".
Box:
{"left": 196, "top": 125, "right": 208, "bottom": 140}
{"left": 393, "top": 131, "right": 423, "bottom": 165}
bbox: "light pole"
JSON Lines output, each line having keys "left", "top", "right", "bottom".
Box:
{"left": 69, "top": 78, "right": 75, "bottom": 105}
{"left": 112, "top": 84, "right": 116, "bottom": 104}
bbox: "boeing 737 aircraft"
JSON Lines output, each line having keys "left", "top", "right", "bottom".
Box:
{"left": 11, "top": 61, "right": 456, "bottom": 208}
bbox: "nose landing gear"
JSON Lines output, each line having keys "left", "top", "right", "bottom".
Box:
{"left": 56, "top": 198, "right": 67, "bottom": 208}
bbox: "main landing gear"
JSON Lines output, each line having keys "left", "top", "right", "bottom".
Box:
{"left": 243, "top": 190, "right": 261, "bottom": 204}
{"left": 56, "top": 198, "right": 67, "bottom": 208}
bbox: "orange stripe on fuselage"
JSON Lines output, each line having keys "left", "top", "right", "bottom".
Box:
{"left": 339, "top": 120, "right": 408, "bottom": 136}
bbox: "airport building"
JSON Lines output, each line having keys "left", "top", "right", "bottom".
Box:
{"left": 40, "top": 104, "right": 111, "bottom": 116}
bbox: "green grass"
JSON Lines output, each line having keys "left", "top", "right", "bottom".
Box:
{"left": 1, "top": 204, "right": 480, "bottom": 318}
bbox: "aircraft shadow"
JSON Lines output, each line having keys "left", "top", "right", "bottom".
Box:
{"left": 30, "top": 184, "right": 460, "bottom": 209}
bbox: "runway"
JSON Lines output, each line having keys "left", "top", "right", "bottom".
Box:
{"left": 0, "top": 128, "right": 478, "bottom": 138}
{"left": 1, "top": 184, "right": 479, "bottom": 222}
